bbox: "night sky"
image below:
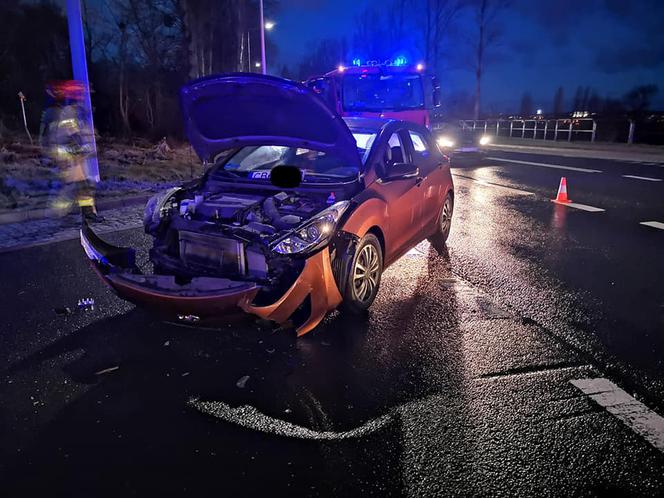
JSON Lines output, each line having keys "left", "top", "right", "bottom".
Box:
{"left": 272, "top": 0, "right": 664, "bottom": 112}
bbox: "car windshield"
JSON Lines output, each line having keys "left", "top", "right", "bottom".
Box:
{"left": 217, "top": 145, "right": 359, "bottom": 182}
{"left": 342, "top": 73, "right": 424, "bottom": 112}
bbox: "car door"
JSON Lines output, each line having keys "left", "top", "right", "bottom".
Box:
{"left": 406, "top": 129, "right": 445, "bottom": 231}
{"left": 375, "top": 130, "right": 424, "bottom": 262}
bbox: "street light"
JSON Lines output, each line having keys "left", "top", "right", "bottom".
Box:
{"left": 246, "top": 16, "right": 274, "bottom": 73}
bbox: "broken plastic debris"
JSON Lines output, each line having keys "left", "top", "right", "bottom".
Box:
{"left": 163, "top": 340, "right": 170, "bottom": 346}
{"left": 236, "top": 375, "right": 250, "bottom": 389}
{"left": 77, "top": 297, "right": 95, "bottom": 311}
{"left": 266, "top": 348, "right": 276, "bottom": 354}
{"left": 181, "top": 372, "right": 190, "bottom": 377}
{"left": 95, "top": 366, "right": 119, "bottom": 376}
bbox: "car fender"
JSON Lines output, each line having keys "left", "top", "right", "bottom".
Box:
{"left": 341, "top": 196, "right": 388, "bottom": 242}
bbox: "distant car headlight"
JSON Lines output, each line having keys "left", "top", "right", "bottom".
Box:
{"left": 272, "top": 201, "right": 350, "bottom": 255}
{"left": 143, "top": 187, "right": 181, "bottom": 232}
{"left": 437, "top": 136, "right": 455, "bottom": 148}
{"left": 479, "top": 135, "right": 491, "bottom": 146}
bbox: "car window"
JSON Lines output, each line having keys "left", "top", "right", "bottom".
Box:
{"left": 409, "top": 131, "right": 430, "bottom": 159}
{"left": 385, "top": 133, "right": 406, "bottom": 168}
{"left": 409, "top": 131, "right": 427, "bottom": 152}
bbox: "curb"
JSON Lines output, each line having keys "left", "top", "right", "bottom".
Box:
{"left": 487, "top": 144, "right": 664, "bottom": 163}
{"left": 0, "top": 193, "right": 151, "bottom": 226}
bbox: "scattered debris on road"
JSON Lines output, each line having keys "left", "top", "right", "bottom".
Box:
{"left": 94, "top": 366, "right": 120, "bottom": 376}
{"left": 77, "top": 297, "right": 95, "bottom": 311}
{"left": 236, "top": 375, "right": 250, "bottom": 389}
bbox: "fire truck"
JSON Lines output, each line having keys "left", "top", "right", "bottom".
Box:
{"left": 305, "top": 58, "right": 442, "bottom": 129}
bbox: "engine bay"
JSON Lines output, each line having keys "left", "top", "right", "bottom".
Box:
{"left": 174, "top": 190, "right": 332, "bottom": 238}
{"left": 147, "top": 188, "right": 341, "bottom": 285}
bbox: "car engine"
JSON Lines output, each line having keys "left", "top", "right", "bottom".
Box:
{"left": 147, "top": 189, "right": 334, "bottom": 284}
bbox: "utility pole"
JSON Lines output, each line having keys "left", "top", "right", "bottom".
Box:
{"left": 65, "top": 0, "right": 100, "bottom": 182}
{"left": 259, "top": 0, "right": 266, "bottom": 75}
{"left": 247, "top": 31, "right": 252, "bottom": 72}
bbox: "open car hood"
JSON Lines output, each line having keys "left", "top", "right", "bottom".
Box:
{"left": 180, "top": 73, "right": 361, "bottom": 168}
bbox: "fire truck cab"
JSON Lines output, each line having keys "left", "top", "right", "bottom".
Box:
{"left": 305, "top": 59, "right": 442, "bottom": 129}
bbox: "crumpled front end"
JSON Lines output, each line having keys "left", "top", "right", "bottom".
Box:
{"left": 80, "top": 217, "right": 343, "bottom": 335}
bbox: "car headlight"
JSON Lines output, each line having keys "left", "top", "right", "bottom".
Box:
{"left": 272, "top": 201, "right": 350, "bottom": 255}
{"left": 479, "top": 135, "right": 491, "bottom": 146}
{"left": 144, "top": 187, "right": 181, "bottom": 231}
{"left": 437, "top": 136, "right": 455, "bottom": 148}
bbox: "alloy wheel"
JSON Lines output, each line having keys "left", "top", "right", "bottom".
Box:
{"left": 352, "top": 243, "right": 380, "bottom": 304}
{"left": 440, "top": 197, "right": 453, "bottom": 236}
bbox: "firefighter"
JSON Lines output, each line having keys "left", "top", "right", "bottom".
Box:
{"left": 40, "top": 80, "right": 104, "bottom": 222}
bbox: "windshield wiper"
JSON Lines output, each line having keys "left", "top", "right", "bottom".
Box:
{"left": 302, "top": 172, "right": 358, "bottom": 183}
{"left": 214, "top": 169, "right": 242, "bottom": 179}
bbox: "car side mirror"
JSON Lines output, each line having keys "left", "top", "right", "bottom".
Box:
{"left": 383, "top": 162, "right": 419, "bottom": 182}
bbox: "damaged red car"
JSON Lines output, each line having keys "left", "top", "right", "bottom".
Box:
{"left": 81, "top": 74, "right": 454, "bottom": 336}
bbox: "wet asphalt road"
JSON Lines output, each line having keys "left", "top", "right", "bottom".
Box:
{"left": 1, "top": 149, "right": 664, "bottom": 496}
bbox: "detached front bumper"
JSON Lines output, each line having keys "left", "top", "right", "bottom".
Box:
{"left": 80, "top": 222, "right": 342, "bottom": 336}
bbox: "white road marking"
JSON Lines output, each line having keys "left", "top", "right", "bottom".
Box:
{"left": 571, "top": 378, "right": 664, "bottom": 453}
{"left": 452, "top": 173, "right": 535, "bottom": 195}
{"left": 640, "top": 221, "right": 664, "bottom": 230}
{"left": 191, "top": 399, "right": 392, "bottom": 440}
{"left": 622, "top": 175, "right": 663, "bottom": 182}
{"left": 551, "top": 200, "right": 605, "bottom": 212}
{"left": 487, "top": 157, "right": 603, "bottom": 173}
{"left": 634, "top": 162, "right": 664, "bottom": 168}
{"left": 472, "top": 178, "right": 535, "bottom": 195}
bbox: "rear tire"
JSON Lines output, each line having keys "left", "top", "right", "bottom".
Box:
{"left": 340, "top": 233, "right": 383, "bottom": 314}
{"left": 428, "top": 193, "right": 454, "bottom": 247}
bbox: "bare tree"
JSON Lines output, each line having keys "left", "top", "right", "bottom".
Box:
{"left": 112, "top": 0, "right": 185, "bottom": 133}
{"left": 387, "top": 0, "right": 409, "bottom": 48}
{"left": 423, "top": 0, "right": 464, "bottom": 73}
{"left": 519, "top": 91, "right": 533, "bottom": 117}
{"left": 573, "top": 86, "right": 583, "bottom": 111}
{"left": 623, "top": 84, "right": 658, "bottom": 115}
{"left": 471, "top": 0, "right": 508, "bottom": 119}
{"left": 553, "top": 86, "right": 564, "bottom": 116}
{"left": 297, "top": 38, "right": 348, "bottom": 80}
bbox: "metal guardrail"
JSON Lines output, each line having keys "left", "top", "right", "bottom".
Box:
{"left": 456, "top": 118, "right": 601, "bottom": 143}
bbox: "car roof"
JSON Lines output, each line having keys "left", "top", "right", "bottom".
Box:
{"left": 343, "top": 116, "right": 392, "bottom": 133}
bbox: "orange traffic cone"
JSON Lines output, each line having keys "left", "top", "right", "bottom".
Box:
{"left": 553, "top": 177, "right": 571, "bottom": 203}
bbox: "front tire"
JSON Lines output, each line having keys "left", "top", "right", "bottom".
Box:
{"left": 428, "top": 193, "right": 454, "bottom": 247}
{"left": 340, "top": 233, "right": 383, "bottom": 314}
